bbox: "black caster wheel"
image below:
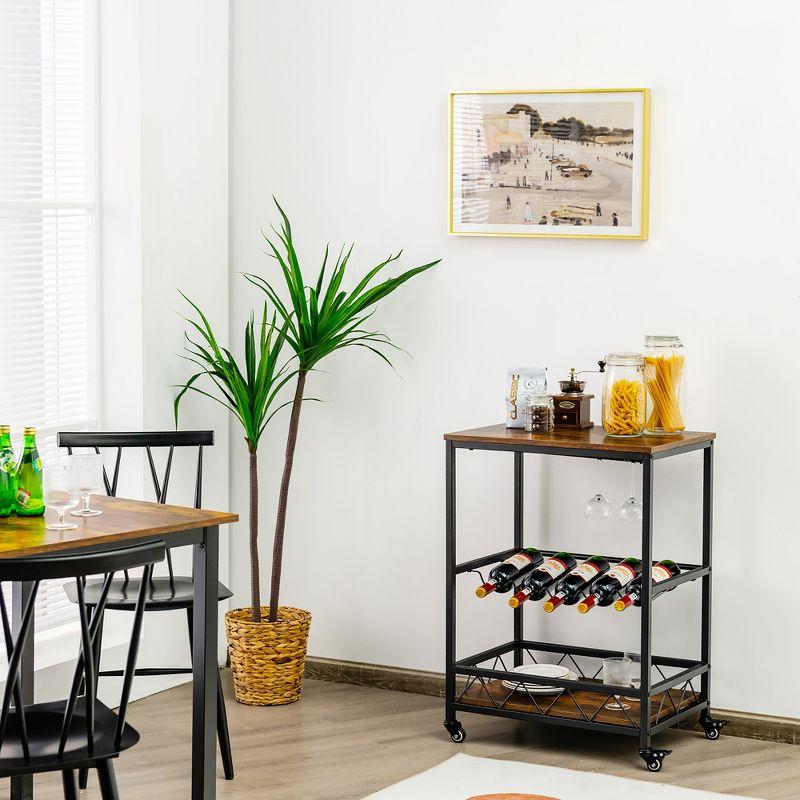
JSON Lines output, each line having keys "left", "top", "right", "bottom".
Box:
{"left": 639, "top": 747, "right": 671, "bottom": 773}
{"left": 444, "top": 720, "right": 466, "bottom": 743}
{"left": 700, "top": 717, "right": 728, "bottom": 740}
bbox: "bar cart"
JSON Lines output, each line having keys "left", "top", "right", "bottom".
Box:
{"left": 443, "top": 424, "right": 727, "bottom": 771}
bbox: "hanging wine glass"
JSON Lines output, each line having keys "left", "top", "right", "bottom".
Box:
{"left": 619, "top": 462, "right": 643, "bottom": 521}
{"left": 584, "top": 460, "right": 611, "bottom": 519}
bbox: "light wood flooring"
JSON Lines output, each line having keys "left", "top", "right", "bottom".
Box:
{"left": 4, "top": 672, "right": 800, "bottom": 799}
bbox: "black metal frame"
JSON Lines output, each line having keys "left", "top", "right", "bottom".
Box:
{"left": 444, "top": 436, "right": 720, "bottom": 770}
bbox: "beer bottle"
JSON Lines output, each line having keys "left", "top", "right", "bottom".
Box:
{"left": 0, "top": 426, "right": 16, "bottom": 517}
{"left": 15, "top": 427, "right": 44, "bottom": 516}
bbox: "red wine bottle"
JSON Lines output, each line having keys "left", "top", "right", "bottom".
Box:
{"left": 577, "top": 557, "right": 642, "bottom": 613}
{"left": 543, "top": 555, "right": 610, "bottom": 612}
{"left": 475, "top": 548, "right": 544, "bottom": 597}
{"left": 508, "top": 552, "right": 577, "bottom": 608}
{"left": 614, "top": 559, "right": 680, "bottom": 611}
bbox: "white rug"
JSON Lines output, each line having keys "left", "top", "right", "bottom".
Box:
{"left": 362, "top": 754, "right": 755, "bottom": 800}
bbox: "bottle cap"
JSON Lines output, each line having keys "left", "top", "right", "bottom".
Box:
{"left": 577, "top": 595, "right": 597, "bottom": 614}
{"left": 508, "top": 594, "right": 521, "bottom": 608}
{"left": 475, "top": 584, "right": 490, "bottom": 598}
{"left": 543, "top": 595, "right": 564, "bottom": 613}
{"left": 614, "top": 594, "right": 633, "bottom": 612}
{"left": 23, "top": 427, "right": 36, "bottom": 436}
{"left": 0, "top": 425, "right": 9, "bottom": 434}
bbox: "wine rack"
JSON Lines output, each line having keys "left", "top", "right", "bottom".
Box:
{"left": 443, "top": 424, "right": 727, "bottom": 772}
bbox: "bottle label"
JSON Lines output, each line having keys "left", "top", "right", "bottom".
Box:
{"left": 505, "top": 552, "right": 534, "bottom": 569}
{"left": 34, "top": 457, "right": 42, "bottom": 471}
{"left": 607, "top": 563, "right": 636, "bottom": 585}
{"left": 572, "top": 561, "right": 601, "bottom": 582}
{"left": 538, "top": 557, "right": 567, "bottom": 579}
{"left": 16, "top": 488, "right": 31, "bottom": 507}
{"left": 653, "top": 565, "right": 672, "bottom": 583}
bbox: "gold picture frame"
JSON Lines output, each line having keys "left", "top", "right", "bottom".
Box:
{"left": 449, "top": 88, "right": 650, "bottom": 240}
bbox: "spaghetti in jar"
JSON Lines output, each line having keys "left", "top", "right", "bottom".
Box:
{"left": 643, "top": 335, "right": 686, "bottom": 435}
{"left": 602, "top": 353, "right": 645, "bottom": 437}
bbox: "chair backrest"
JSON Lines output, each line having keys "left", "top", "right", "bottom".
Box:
{"left": 57, "top": 431, "right": 213, "bottom": 585}
{"left": 0, "top": 541, "right": 166, "bottom": 761}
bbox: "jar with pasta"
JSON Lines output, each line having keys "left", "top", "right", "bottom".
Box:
{"left": 602, "top": 353, "right": 645, "bottom": 437}
{"left": 643, "top": 335, "right": 686, "bottom": 435}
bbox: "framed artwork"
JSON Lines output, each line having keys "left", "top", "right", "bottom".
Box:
{"left": 449, "top": 88, "right": 650, "bottom": 239}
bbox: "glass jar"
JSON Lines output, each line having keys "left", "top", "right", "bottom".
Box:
{"left": 643, "top": 335, "right": 686, "bottom": 435}
{"left": 602, "top": 353, "right": 645, "bottom": 437}
{"left": 524, "top": 393, "right": 554, "bottom": 433}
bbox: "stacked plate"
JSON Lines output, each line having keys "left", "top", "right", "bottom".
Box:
{"left": 501, "top": 664, "right": 578, "bottom": 695}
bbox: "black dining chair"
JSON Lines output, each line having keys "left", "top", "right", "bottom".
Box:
{"left": 0, "top": 539, "right": 166, "bottom": 799}
{"left": 57, "top": 431, "right": 234, "bottom": 789}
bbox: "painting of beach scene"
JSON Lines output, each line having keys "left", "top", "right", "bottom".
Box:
{"left": 450, "top": 89, "right": 649, "bottom": 239}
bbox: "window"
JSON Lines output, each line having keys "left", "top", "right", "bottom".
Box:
{"left": 0, "top": 0, "right": 98, "bottom": 634}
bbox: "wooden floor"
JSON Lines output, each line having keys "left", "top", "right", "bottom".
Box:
{"left": 5, "top": 672, "right": 800, "bottom": 799}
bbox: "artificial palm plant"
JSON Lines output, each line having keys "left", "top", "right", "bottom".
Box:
{"left": 245, "top": 200, "right": 440, "bottom": 624}
{"left": 174, "top": 292, "right": 294, "bottom": 623}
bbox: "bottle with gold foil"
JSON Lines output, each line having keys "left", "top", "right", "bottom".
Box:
{"left": 0, "top": 426, "right": 16, "bottom": 517}
{"left": 15, "top": 427, "right": 44, "bottom": 516}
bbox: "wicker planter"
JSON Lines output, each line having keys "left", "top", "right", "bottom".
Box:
{"left": 225, "top": 606, "right": 312, "bottom": 706}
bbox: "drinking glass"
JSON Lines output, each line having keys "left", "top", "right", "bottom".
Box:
{"left": 44, "top": 464, "right": 79, "bottom": 531}
{"left": 624, "top": 651, "right": 642, "bottom": 702}
{"left": 619, "top": 462, "right": 643, "bottom": 521}
{"left": 584, "top": 460, "right": 611, "bottom": 518}
{"left": 602, "top": 656, "right": 632, "bottom": 711}
{"left": 70, "top": 453, "right": 104, "bottom": 516}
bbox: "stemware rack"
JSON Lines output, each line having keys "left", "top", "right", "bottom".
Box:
{"left": 443, "top": 424, "right": 727, "bottom": 772}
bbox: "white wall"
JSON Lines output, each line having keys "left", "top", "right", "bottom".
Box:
{"left": 228, "top": 0, "right": 800, "bottom": 719}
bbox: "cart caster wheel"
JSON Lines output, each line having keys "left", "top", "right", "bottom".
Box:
{"left": 444, "top": 720, "right": 466, "bottom": 743}
{"left": 700, "top": 717, "right": 728, "bottom": 740}
{"left": 639, "top": 747, "right": 671, "bottom": 773}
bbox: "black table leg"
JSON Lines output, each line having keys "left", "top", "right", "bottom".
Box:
{"left": 192, "top": 526, "right": 219, "bottom": 800}
{"left": 11, "top": 581, "right": 35, "bottom": 800}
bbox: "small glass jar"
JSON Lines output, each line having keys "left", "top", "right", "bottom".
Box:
{"left": 643, "top": 335, "right": 686, "bottom": 435}
{"left": 602, "top": 353, "right": 645, "bottom": 437}
{"left": 524, "top": 393, "right": 554, "bottom": 433}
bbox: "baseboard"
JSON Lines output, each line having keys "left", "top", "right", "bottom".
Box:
{"left": 304, "top": 656, "right": 800, "bottom": 746}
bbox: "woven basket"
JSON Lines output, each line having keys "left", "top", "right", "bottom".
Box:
{"left": 225, "top": 606, "right": 312, "bottom": 706}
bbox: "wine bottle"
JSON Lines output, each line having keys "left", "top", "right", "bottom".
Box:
{"left": 508, "top": 552, "right": 577, "bottom": 608}
{"left": 15, "top": 427, "right": 44, "bottom": 517}
{"left": 614, "top": 560, "right": 681, "bottom": 611}
{"left": 0, "top": 426, "right": 16, "bottom": 518}
{"left": 475, "top": 548, "right": 544, "bottom": 597}
{"left": 543, "top": 555, "right": 610, "bottom": 612}
{"left": 577, "top": 557, "right": 642, "bottom": 613}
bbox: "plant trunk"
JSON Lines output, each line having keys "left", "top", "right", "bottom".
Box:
{"left": 268, "top": 369, "right": 307, "bottom": 623}
{"left": 249, "top": 448, "right": 261, "bottom": 623}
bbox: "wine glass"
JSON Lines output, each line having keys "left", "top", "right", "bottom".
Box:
{"left": 603, "top": 656, "right": 632, "bottom": 711}
{"left": 44, "top": 463, "right": 79, "bottom": 531}
{"left": 584, "top": 460, "right": 611, "bottom": 518}
{"left": 624, "top": 651, "right": 642, "bottom": 702}
{"left": 619, "top": 462, "right": 643, "bottom": 521}
{"left": 70, "top": 453, "right": 104, "bottom": 516}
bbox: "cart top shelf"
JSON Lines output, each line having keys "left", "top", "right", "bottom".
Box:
{"left": 444, "top": 424, "right": 715, "bottom": 457}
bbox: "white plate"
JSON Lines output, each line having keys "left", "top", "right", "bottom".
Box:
{"left": 501, "top": 664, "right": 579, "bottom": 695}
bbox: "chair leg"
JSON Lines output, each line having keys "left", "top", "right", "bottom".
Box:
{"left": 62, "top": 770, "right": 80, "bottom": 800}
{"left": 96, "top": 759, "right": 120, "bottom": 800}
{"left": 79, "top": 607, "right": 105, "bottom": 791}
{"left": 217, "top": 671, "right": 235, "bottom": 780}
{"left": 187, "top": 607, "right": 235, "bottom": 780}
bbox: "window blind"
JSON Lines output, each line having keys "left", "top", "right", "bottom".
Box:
{"left": 0, "top": 0, "right": 97, "bottom": 634}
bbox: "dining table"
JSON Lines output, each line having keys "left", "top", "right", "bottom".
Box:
{"left": 0, "top": 494, "right": 238, "bottom": 800}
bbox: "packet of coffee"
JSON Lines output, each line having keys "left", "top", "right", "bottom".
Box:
{"left": 506, "top": 367, "right": 547, "bottom": 428}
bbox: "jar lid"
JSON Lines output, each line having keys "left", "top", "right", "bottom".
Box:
{"left": 605, "top": 352, "right": 643, "bottom": 366}
{"left": 645, "top": 335, "right": 683, "bottom": 348}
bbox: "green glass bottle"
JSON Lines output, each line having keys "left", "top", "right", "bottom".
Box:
{"left": 15, "top": 427, "right": 44, "bottom": 516}
{"left": 0, "top": 425, "right": 16, "bottom": 517}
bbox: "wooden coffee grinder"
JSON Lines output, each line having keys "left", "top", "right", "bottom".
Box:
{"left": 551, "top": 362, "right": 605, "bottom": 429}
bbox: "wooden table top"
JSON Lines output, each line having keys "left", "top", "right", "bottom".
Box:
{"left": 0, "top": 495, "right": 238, "bottom": 558}
{"left": 444, "top": 424, "right": 716, "bottom": 455}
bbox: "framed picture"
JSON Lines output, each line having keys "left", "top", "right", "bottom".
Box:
{"left": 449, "top": 88, "right": 650, "bottom": 239}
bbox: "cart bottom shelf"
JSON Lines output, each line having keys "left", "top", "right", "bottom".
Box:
{"left": 457, "top": 678, "right": 698, "bottom": 729}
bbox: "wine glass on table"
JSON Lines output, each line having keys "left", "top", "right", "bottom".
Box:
{"left": 584, "top": 460, "right": 611, "bottom": 519}
{"left": 70, "top": 453, "right": 104, "bottom": 516}
{"left": 44, "top": 463, "right": 79, "bottom": 531}
{"left": 603, "top": 656, "right": 632, "bottom": 711}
